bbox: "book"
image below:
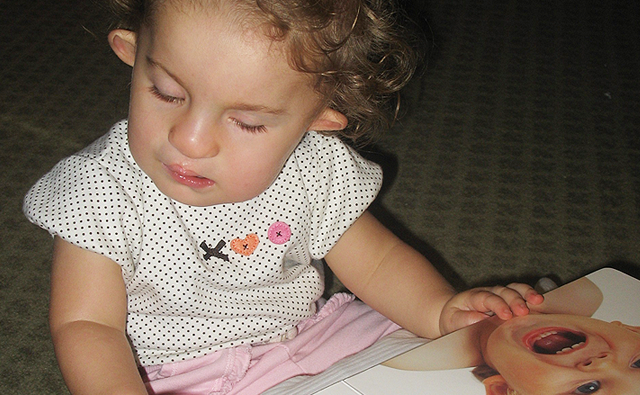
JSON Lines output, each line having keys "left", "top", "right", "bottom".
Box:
{"left": 265, "top": 267, "right": 640, "bottom": 394}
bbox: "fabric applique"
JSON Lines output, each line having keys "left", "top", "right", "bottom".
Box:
{"left": 268, "top": 221, "right": 291, "bottom": 245}
{"left": 201, "top": 223, "right": 289, "bottom": 261}
{"left": 230, "top": 233, "right": 259, "bottom": 256}
{"left": 200, "top": 240, "right": 230, "bottom": 262}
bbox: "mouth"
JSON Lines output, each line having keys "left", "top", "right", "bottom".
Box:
{"left": 524, "top": 327, "right": 587, "bottom": 355}
{"left": 165, "top": 164, "right": 215, "bottom": 188}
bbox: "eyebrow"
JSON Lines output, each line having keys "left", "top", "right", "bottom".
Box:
{"left": 146, "top": 56, "right": 289, "bottom": 116}
{"left": 146, "top": 56, "right": 186, "bottom": 88}
{"left": 227, "top": 103, "right": 289, "bottom": 116}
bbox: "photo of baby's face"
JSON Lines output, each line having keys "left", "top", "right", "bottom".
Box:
{"left": 484, "top": 314, "right": 640, "bottom": 395}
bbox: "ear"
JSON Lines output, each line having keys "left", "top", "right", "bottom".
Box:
{"left": 308, "top": 108, "right": 348, "bottom": 132}
{"left": 483, "top": 375, "right": 513, "bottom": 395}
{"left": 108, "top": 29, "right": 137, "bottom": 66}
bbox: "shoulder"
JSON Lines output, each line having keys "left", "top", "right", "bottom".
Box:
{"left": 23, "top": 121, "right": 143, "bottom": 274}
{"left": 293, "top": 131, "right": 383, "bottom": 186}
{"left": 78, "top": 121, "right": 137, "bottom": 175}
{"left": 291, "top": 133, "right": 383, "bottom": 258}
{"left": 24, "top": 120, "right": 144, "bottom": 236}
{"left": 26, "top": 121, "right": 142, "bottom": 204}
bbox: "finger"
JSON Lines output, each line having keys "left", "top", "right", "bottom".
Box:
{"left": 460, "top": 290, "right": 515, "bottom": 320}
{"left": 505, "top": 283, "right": 544, "bottom": 305}
{"left": 525, "top": 288, "right": 544, "bottom": 305}
{"left": 474, "top": 286, "right": 526, "bottom": 317}
{"left": 480, "top": 293, "right": 517, "bottom": 319}
{"left": 493, "top": 284, "right": 543, "bottom": 316}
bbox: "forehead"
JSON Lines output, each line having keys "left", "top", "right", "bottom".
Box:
{"left": 140, "top": 0, "right": 322, "bottom": 112}
{"left": 152, "top": 0, "right": 279, "bottom": 41}
{"left": 145, "top": 0, "right": 326, "bottom": 94}
{"left": 148, "top": 0, "right": 301, "bottom": 75}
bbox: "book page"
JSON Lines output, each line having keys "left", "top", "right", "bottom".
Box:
{"left": 268, "top": 268, "right": 640, "bottom": 394}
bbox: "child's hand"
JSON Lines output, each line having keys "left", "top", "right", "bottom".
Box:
{"left": 438, "top": 283, "right": 543, "bottom": 336}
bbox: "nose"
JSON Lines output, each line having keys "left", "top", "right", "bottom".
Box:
{"left": 169, "top": 113, "right": 220, "bottom": 159}
{"left": 579, "top": 352, "right": 611, "bottom": 370}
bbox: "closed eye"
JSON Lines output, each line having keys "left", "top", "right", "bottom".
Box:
{"left": 149, "top": 86, "right": 184, "bottom": 104}
{"left": 231, "top": 118, "right": 267, "bottom": 134}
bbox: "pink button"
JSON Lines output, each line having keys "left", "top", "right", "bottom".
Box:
{"left": 268, "top": 222, "right": 291, "bottom": 245}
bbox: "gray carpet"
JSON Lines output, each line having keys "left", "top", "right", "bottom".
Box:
{"left": 1, "top": 0, "right": 639, "bottom": 393}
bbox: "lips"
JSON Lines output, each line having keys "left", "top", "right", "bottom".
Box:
{"left": 164, "top": 164, "right": 215, "bottom": 188}
{"left": 523, "top": 327, "right": 587, "bottom": 355}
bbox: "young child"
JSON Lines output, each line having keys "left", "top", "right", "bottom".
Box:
{"left": 23, "top": 0, "right": 543, "bottom": 393}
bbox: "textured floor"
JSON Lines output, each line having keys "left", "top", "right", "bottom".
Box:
{"left": 1, "top": 0, "right": 639, "bottom": 393}
{"left": 374, "top": 0, "right": 640, "bottom": 286}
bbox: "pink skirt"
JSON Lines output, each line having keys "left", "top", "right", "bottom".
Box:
{"left": 141, "top": 293, "right": 400, "bottom": 394}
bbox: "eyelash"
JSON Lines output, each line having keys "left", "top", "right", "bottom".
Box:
{"left": 573, "top": 381, "right": 600, "bottom": 394}
{"left": 231, "top": 118, "right": 267, "bottom": 134}
{"left": 149, "top": 86, "right": 267, "bottom": 133}
{"left": 149, "top": 86, "right": 184, "bottom": 104}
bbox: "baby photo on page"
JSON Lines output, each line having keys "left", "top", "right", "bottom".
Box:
{"left": 313, "top": 268, "right": 640, "bottom": 395}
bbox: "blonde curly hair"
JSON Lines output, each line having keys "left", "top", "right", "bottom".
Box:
{"left": 107, "top": 0, "right": 419, "bottom": 143}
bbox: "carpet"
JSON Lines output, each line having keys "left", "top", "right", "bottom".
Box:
{"left": 1, "top": 0, "right": 638, "bottom": 393}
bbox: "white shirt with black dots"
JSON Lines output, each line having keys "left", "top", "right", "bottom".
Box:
{"left": 24, "top": 120, "right": 382, "bottom": 366}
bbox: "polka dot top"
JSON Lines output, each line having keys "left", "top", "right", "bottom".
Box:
{"left": 23, "top": 121, "right": 382, "bottom": 366}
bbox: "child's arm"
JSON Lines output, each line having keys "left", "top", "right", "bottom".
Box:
{"left": 50, "top": 237, "right": 147, "bottom": 395}
{"left": 325, "top": 211, "right": 542, "bottom": 339}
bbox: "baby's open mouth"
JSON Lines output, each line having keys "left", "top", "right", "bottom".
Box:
{"left": 525, "top": 328, "right": 587, "bottom": 355}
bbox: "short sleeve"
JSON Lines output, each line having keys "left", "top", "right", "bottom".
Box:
{"left": 23, "top": 143, "right": 142, "bottom": 282}
{"left": 294, "top": 133, "right": 383, "bottom": 259}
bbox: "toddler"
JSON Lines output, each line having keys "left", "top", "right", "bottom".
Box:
{"left": 23, "top": 0, "right": 542, "bottom": 393}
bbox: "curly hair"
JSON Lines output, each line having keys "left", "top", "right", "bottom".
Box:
{"left": 107, "top": 0, "right": 419, "bottom": 143}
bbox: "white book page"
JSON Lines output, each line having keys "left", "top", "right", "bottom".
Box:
{"left": 267, "top": 268, "right": 640, "bottom": 394}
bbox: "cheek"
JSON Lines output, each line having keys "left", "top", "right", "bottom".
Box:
{"left": 127, "top": 79, "right": 164, "bottom": 129}
{"left": 127, "top": 116, "right": 163, "bottom": 172}
{"left": 127, "top": 128, "right": 144, "bottom": 162}
{"left": 499, "top": 363, "right": 549, "bottom": 394}
{"left": 488, "top": 345, "right": 560, "bottom": 395}
{"left": 237, "top": 155, "right": 285, "bottom": 189}
{"left": 486, "top": 337, "right": 530, "bottom": 381}
{"left": 127, "top": 122, "right": 150, "bottom": 158}
{"left": 227, "top": 143, "right": 294, "bottom": 196}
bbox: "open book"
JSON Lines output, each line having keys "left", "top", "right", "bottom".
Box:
{"left": 265, "top": 268, "right": 640, "bottom": 394}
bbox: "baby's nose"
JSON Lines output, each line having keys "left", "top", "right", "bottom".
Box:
{"left": 579, "top": 352, "right": 610, "bottom": 370}
{"left": 169, "top": 116, "right": 220, "bottom": 159}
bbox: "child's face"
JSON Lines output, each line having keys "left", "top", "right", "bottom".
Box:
{"left": 111, "top": 2, "right": 345, "bottom": 206}
{"left": 484, "top": 314, "right": 640, "bottom": 395}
